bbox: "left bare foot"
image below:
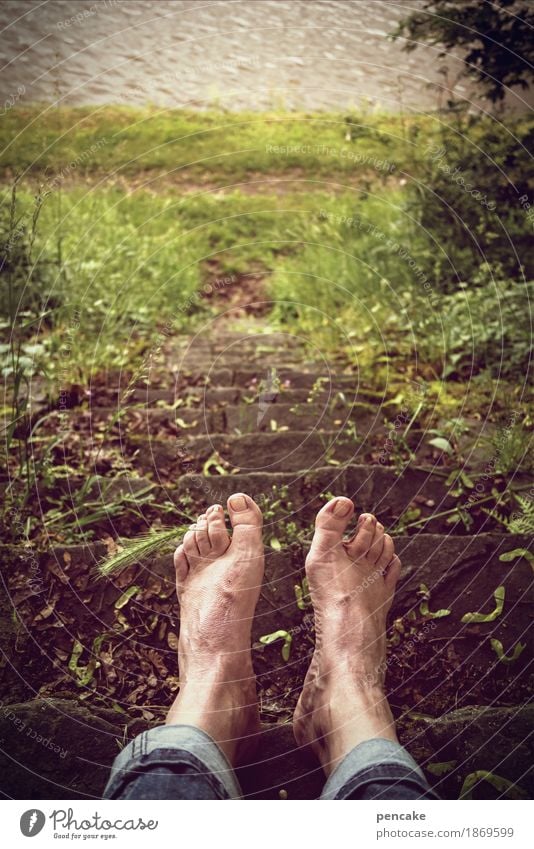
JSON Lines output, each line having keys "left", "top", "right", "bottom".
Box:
{"left": 166, "top": 493, "right": 264, "bottom": 766}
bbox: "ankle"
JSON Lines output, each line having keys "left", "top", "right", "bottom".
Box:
{"left": 166, "top": 679, "right": 257, "bottom": 764}
{"left": 321, "top": 686, "right": 398, "bottom": 775}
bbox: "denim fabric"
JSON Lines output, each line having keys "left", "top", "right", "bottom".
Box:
{"left": 103, "top": 724, "right": 241, "bottom": 800}
{"left": 103, "top": 726, "right": 437, "bottom": 800}
{"left": 321, "top": 738, "right": 439, "bottom": 799}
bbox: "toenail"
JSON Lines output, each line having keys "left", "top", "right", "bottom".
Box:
{"left": 229, "top": 495, "right": 247, "bottom": 512}
{"left": 333, "top": 499, "right": 352, "bottom": 517}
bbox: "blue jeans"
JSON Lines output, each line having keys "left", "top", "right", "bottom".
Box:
{"left": 103, "top": 725, "right": 438, "bottom": 799}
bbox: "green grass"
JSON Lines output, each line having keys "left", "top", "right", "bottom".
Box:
{"left": 2, "top": 105, "right": 529, "bottom": 186}
{"left": 1, "top": 186, "right": 203, "bottom": 381}
{"left": 268, "top": 191, "right": 438, "bottom": 353}
{"left": 3, "top": 180, "right": 532, "bottom": 387}
{"left": 0, "top": 105, "right": 412, "bottom": 179}
{"left": 3, "top": 185, "right": 375, "bottom": 380}
{"left": 1, "top": 106, "right": 532, "bottom": 387}
{"left": 268, "top": 196, "right": 533, "bottom": 379}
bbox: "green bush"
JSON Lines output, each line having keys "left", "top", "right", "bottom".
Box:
{"left": 405, "top": 114, "right": 533, "bottom": 290}
{"left": 414, "top": 274, "right": 533, "bottom": 378}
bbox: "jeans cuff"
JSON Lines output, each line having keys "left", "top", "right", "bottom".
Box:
{"left": 103, "top": 724, "right": 242, "bottom": 799}
{"left": 321, "top": 737, "right": 431, "bottom": 799}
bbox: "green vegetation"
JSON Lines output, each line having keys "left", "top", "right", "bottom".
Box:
{"left": 0, "top": 105, "right": 411, "bottom": 179}
{"left": 1, "top": 184, "right": 201, "bottom": 381}
{"left": 1, "top": 105, "right": 532, "bottom": 549}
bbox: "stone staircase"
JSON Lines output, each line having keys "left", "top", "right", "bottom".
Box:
{"left": 1, "top": 321, "right": 532, "bottom": 799}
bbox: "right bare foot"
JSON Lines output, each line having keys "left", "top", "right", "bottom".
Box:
{"left": 166, "top": 493, "right": 264, "bottom": 767}
{"left": 294, "top": 497, "right": 402, "bottom": 776}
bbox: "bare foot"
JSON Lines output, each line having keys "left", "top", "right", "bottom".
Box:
{"left": 294, "top": 497, "right": 402, "bottom": 776}
{"left": 166, "top": 493, "right": 264, "bottom": 766}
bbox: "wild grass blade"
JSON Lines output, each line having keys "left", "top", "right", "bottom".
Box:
{"left": 97, "top": 527, "right": 185, "bottom": 577}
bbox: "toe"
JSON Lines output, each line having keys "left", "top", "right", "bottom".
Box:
{"left": 227, "top": 493, "right": 263, "bottom": 548}
{"left": 377, "top": 534, "right": 395, "bottom": 571}
{"left": 174, "top": 544, "right": 189, "bottom": 584}
{"left": 368, "top": 521, "right": 385, "bottom": 564}
{"left": 183, "top": 529, "right": 200, "bottom": 563}
{"left": 345, "top": 513, "right": 376, "bottom": 560}
{"left": 309, "top": 496, "right": 355, "bottom": 556}
{"left": 384, "top": 553, "right": 402, "bottom": 594}
{"left": 206, "top": 504, "right": 231, "bottom": 555}
{"left": 195, "top": 514, "right": 211, "bottom": 557}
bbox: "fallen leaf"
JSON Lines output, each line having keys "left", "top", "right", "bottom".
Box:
{"left": 115, "top": 585, "right": 141, "bottom": 609}
{"left": 167, "top": 632, "right": 179, "bottom": 650}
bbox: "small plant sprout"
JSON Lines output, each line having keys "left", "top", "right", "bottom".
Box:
{"left": 175, "top": 416, "right": 198, "bottom": 429}
{"left": 490, "top": 639, "right": 526, "bottom": 664}
{"left": 461, "top": 586, "right": 505, "bottom": 624}
{"left": 445, "top": 468, "right": 474, "bottom": 497}
{"left": 499, "top": 548, "right": 534, "bottom": 573}
{"left": 259, "top": 629, "right": 292, "bottom": 662}
{"left": 427, "top": 436, "right": 454, "bottom": 456}
{"left": 417, "top": 583, "right": 451, "bottom": 619}
{"left": 202, "top": 452, "right": 228, "bottom": 475}
{"left": 294, "top": 577, "right": 311, "bottom": 610}
{"left": 486, "top": 495, "right": 534, "bottom": 535}
{"left": 68, "top": 635, "right": 106, "bottom": 688}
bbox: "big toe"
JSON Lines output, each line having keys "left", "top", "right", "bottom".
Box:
{"left": 227, "top": 493, "right": 263, "bottom": 548}
{"left": 309, "top": 496, "right": 354, "bottom": 556}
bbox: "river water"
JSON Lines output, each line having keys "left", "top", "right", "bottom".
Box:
{"left": 0, "top": 0, "right": 529, "bottom": 113}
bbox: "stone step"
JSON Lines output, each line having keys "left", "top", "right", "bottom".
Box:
{"left": 34, "top": 465, "right": 444, "bottom": 528}
{"left": 48, "top": 401, "right": 507, "bottom": 479}
{"left": 171, "top": 465, "right": 457, "bottom": 532}
{"left": 126, "top": 430, "right": 365, "bottom": 476}
{"left": 175, "top": 331, "right": 307, "bottom": 349}
{"left": 174, "top": 330, "right": 306, "bottom": 353}
{"left": 50, "top": 399, "right": 381, "bottom": 438}
{"left": 46, "top": 457, "right": 525, "bottom": 541}
{"left": 90, "top": 373, "right": 369, "bottom": 406}
{"left": 222, "top": 400, "right": 377, "bottom": 434}
{"left": 43, "top": 463, "right": 501, "bottom": 538}
{"left": 237, "top": 704, "right": 534, "bottom": 799}
{"left": 171, "top": 353, "right": 317, "bottom": 371}
{"left": 1, "top": 698, "right": 531, "bottom": 799}
{"left": 121, "top": 429, "right": 467, "bottom": 481}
